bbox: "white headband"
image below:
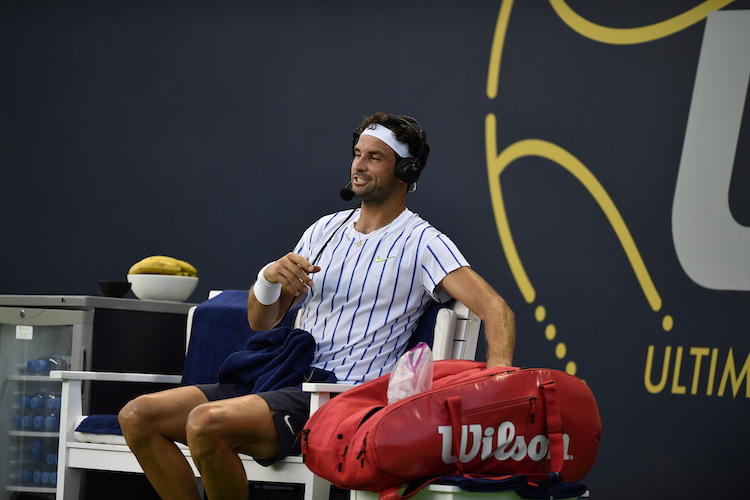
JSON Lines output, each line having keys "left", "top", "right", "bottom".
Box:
{"left": 359, "top": 124, "right": 412, "bottom": 158}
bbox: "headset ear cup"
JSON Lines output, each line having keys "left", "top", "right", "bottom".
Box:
{"left": 395, "top": 158, "right": 421, "bottom": 184}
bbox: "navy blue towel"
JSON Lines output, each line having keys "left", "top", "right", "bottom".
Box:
{"left": 217, "top": 325, "right": 336, "bottom": 395}
{"left": 181, "top": 290, "right": 299, "bottom": 386}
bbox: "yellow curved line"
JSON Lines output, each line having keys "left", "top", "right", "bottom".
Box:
{"left": 549, "top": 0, "right": 735, "bottom": 45}
{"left": 485, "top": 114, "right": 535, "bottom": 303}
{"left": 487, "top": 0, "right": 515, "bottom": 99}
{"left": 485, "top": 113, "right": 663, "bottom": 311}
{"left": 486, "top": 0, "right": 735, "bottom": 98}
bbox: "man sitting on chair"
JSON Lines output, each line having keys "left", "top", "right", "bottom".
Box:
{"left": 118, "top": 112, "right": 516, "bottom": 500}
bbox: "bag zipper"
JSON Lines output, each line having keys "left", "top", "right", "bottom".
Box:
{"left": 300, "top": 428, "right": 310, "bottom": 449}
{"left": 338, "top": 445, "right": 348, "bottom": 472}
{"left": 356, "top": 434, "right": 368, "bottom": 467}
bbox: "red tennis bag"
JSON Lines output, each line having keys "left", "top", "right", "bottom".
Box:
{"left": 302, "top": 360, "right": 601, "bottom": 493}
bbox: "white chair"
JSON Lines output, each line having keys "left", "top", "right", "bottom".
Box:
{"left": 50, "top": 293, "right": 482, "bottom": 500}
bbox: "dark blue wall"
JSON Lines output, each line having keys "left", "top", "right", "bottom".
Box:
{"left": 2, "top": 1, "right": 749, "bottom": 497}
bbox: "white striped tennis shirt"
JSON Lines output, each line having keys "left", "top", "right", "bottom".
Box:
{"left": 293, "top": 208, "right": 469, "bottom": 384}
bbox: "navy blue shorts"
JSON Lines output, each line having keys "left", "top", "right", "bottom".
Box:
{"left": 194, "top": 383, "right": 311, "bottom": 466}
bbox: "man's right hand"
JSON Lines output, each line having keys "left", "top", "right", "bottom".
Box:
{"left": 264, "top": 253, "right": 321, "bottom": 297}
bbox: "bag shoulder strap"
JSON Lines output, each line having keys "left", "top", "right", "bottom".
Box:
{"left": 539, "top": 380, "right": 564, "bottom": 473}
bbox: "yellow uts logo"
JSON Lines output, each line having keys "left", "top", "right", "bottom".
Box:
{"left": 485, "top": 0, "right": 749, "bottom": 397}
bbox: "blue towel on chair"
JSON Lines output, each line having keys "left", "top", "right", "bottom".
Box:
{"left": 181, "top": 290, "right": 300, "bottom": 386}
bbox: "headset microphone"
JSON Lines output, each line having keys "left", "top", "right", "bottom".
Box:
{"left": 339, "top": 181, "right": 354, "bottom": 201}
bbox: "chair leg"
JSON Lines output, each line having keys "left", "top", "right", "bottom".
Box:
{"left": 56, "top": 378, "right": 84, "bottom": 500}
{"left": 305, "top": 474, "right": 334, "bottom": 500}
{"left": 55, "top": 466, "right": 82, "bottom": 500}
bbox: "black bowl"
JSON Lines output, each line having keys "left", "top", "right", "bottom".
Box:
{"left": 98, "top": 280, "right": 132, "bottom": 298}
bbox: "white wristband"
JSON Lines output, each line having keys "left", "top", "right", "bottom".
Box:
{"left": 253, "top": 262, "right": 282, "bottom": 305}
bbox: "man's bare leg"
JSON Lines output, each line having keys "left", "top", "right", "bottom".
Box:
{"left": 186, "top": 394, "right": 280, "bottom": 500}
{"left": 118, "top": 386, "right": 209, "bottom": 500}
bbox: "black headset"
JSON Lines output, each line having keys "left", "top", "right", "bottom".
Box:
{"left": 352, "top": 115, "right": 428, "bottom": 185}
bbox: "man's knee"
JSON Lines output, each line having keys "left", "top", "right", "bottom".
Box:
{"left": 185, "top": 403, "right": 225, "bottom": 446}
{"left": 185, "top": 397, "right": 276, "bottom": 455}
{"left": 118, "top": 394, "right": 160, "bottom": 437}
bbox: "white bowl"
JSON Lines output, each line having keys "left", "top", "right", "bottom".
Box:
{"left": 127, "top": 274, "right": 199, "bottom": 302}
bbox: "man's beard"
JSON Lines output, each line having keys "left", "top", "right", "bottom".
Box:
{"left": 354, "top": 178, "right": 400, "bottom": 206}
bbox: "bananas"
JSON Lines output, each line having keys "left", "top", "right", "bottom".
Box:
{"left": 128, "top": 256, "right": 198, "bottom": 277}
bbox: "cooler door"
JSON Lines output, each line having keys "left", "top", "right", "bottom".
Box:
{"left": 0, "top": 307, "right": 92, "bottom": 499}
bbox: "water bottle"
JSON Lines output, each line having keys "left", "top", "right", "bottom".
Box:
{"left": 30, "top": 391, "right": 46, "bottom": 411}
{"left": 21, "top": 414, "right": 35, "bottom": 429}
{"left": 27, "top": 358, "right": 47, "bottom": 373}
{"left": 45, "top": 413, "right": 60, "bottom": 431}
{"left": 33, "top": 414, "right": 47, "bottom": 430}
{"left": 46, "top": 393, "right": 62, "bottom": 410}
{"left": 11, "top": 413, "right": 24, "bottom": 428}
{"left": 31, "top": 440, "right": 46, "bottom": 455}
{"left": 27, "top": 355, "right": 71, "bottom": 375}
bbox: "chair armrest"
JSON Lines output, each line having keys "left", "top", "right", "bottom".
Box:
{"left": 49, "top": 370, "right": 182, "bottom": 384}
{"left": 301, "top": 382, "right": 355, "bottom": 394}
{"left": 301, "top": 382, "right": 356, "bottom": 414}
{"left": 53, "top": 370, "right": 182, "bottom": 451}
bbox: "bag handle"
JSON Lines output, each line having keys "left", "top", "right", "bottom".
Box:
{"left": 539, "top": 380, "right": 564, "bottom": 473}
{"left": 445, "top": 396, "right": 465, "bottom": 475}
